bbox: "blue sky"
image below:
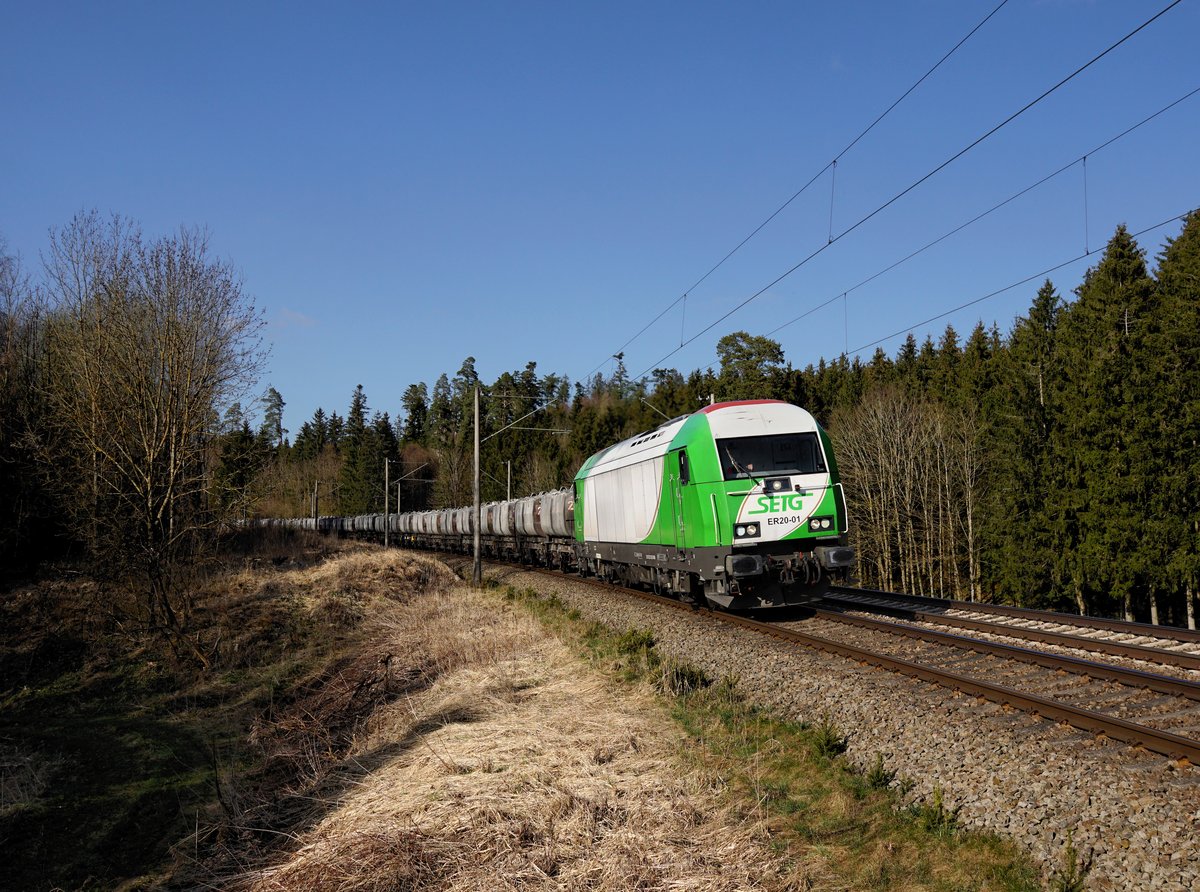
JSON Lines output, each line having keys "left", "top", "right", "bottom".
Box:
{"left": 3, "top": 1, "right": 1197, "bottom": 431}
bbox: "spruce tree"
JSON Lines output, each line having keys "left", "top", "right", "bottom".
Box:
{"left": 400, "top": 383, "right": 429, "bottom": 443}
{"left": 932, "top": 325, "right": 961, "bottom": 406}
{"left": 986, "top": 281, "right": 1063, "bottom": 607}
{"left": 1150, "top": 212, "right": 1200, "bottom": 627}
{"left": 326, "top": 412, "right": 345, "bottom": 449}
{"left": 339, "top": 385, "right": 374, "bottom": 514}
{"left": 214, "top": 420, "right": 268, "bottom": 513}
{"left": 1055, "top": 226, "right": 1155, "bottom": 620}
{"left": 292, "top": 421, "right": 317, "bottom": 460}
{"left": 894, "top": 333, "right": 919, "bottom": 389}
{"left": 861, "top": 347, "right": 896, "bottom": 394}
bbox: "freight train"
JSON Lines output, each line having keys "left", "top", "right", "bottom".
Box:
{"left": 275, "top": 400, "right": 854, "bottom": 609}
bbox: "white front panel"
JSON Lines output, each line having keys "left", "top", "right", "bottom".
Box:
{"left": 734, "top": 476, "right": 830, "bottom": 541}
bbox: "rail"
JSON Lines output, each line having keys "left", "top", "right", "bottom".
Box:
{"left": 516, "top": 566, "right": 1200, "bottom": 764}
{"left": 824, "top": 591, "right": 1200, "bottom": 671}
{"left": 830, "top": 585, "right": 1200, "bottom": 643}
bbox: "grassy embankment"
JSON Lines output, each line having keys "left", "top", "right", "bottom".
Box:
{"left": 0, "top": 539, "right": 1088, "bottom": 890}
{"left": 0, "top": 532, "right": 444, "bottom": 889}
{"left": 495, "top": 583, "right": 1094, "bottom": 892}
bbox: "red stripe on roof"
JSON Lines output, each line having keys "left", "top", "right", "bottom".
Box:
{"left": 698, "top": 399, "right": 788, "bottom": 414}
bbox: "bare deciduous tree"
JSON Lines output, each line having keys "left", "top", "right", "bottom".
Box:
{"left": 39, "top": 212, "right": 265, "bottom": 658}
{"left": 832, "top": 387, "right": 985, "bottom": 599}
{"left": 0, "top": 239, "right": 46, "bottom": 565}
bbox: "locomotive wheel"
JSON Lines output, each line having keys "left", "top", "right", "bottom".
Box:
{"left": 679, "top": 573, "right": 703, "bottom": 606}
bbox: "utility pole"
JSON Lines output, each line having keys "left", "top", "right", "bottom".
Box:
{"left": 506, "top": 460, "right": 511, "bottom": 501}
{"left": 313, "top": 480, "right": 319, "bottom": 521}
{"left": 473, "top": 384, "right": 482, "bottom": 586}
{"left": 383, "top": 458, "right": 390, "bottom": 548}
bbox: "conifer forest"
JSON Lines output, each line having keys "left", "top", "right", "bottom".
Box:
{"left": 2, "top": 213, "right": 1198, "bottom": 628}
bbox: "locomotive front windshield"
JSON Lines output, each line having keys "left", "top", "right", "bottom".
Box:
{"left": 717, "top": 433, "right": 825, "bottom": 480}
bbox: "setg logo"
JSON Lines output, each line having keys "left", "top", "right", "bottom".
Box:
{"left": 748, "top": 494, "right": 806, "bottom": 515}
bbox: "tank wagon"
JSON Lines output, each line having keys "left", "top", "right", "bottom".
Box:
{"left": 281, "top": 400, "right": 854, "bottom": 609}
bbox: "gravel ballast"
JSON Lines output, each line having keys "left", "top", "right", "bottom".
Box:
{"left": 465, "top": 560, "right": 1200, "bottom": 892}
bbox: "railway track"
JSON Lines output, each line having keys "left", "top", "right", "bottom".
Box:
{"left": 786, "top": 607, "right": 1200, "bottom": 748}
{"left": 401, "top": 548, "right": 1200, "bottom": 889}
{"left": 499, "top": 564, "right": 1200, "bottom": 764}
{"left": 824, "top": 586, "right": 1200, "bottom": 673}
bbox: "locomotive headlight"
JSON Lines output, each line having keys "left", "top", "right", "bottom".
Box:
{"left": 736, "top": 525, "right": 746, "bottom": 537}
{"left": 747, "top": 524, "right": 758, "bottom": 536}
{"left": 809, "top": 515, "right": 835, "bottom": 533}
{"left": 734, "top": 523, "right": 759, "bottom": 540}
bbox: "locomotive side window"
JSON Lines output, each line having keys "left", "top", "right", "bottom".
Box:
{"left": 678, "top": 449, "right": 690, "bottom": 485}
{"left": 716, "top": 433, "right": 825, "bottom": 480}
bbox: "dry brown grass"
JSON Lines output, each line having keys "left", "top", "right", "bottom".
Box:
{"left": 0, "top": 744, "right": 60, "bottom": 813}
{"left": 213, "top": 555, "right": 793, "bottom": 891}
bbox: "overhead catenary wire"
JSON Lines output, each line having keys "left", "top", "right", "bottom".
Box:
{"left": 580, "top": 0, "right": 1013, "bottom": 382}
{"left": 763, "top": 84, "right": 1200, "bottom": 339}
{"left": 827, "top": 161, "right": 838, "bottom": 245}
{"left": 848, "top": 211, "right": 1191, "bottom": 355}
{"left": 630, "top": 0, "right": 1185, "bottom": 380}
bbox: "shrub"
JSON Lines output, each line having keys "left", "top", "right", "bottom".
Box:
{"left": 865, "top": 753, "right": 896, "bottom": 790}
{"left": 812, "top": 714, "right": 849, "bottom": 759}
{"left": 913, "top": 786, "right": 960, "bottom": 836}
{"left": 657, "top": 660, "right": 712, "bottom": 696}
{"left": 1049, "top": 830, "right": 1094, "bottom": 892}
{"left": 615, "top": 628, "right": 656, "bottom": 655}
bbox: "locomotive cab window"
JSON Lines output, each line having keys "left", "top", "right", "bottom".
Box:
{"left": 717, "top": 433, "right": 825, "bottom": 480}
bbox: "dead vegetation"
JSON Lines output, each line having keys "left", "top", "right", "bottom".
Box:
{"left": 190, "top": 561, "right": 794, "bottom": 892}
{"left": 0, "top": 744, "right": 60, "bottom": 813}
{"left": 2, "top": 539, "right": 1042, "bottom": 889}
{"left": 0, "top": 533, "right": 461, "bottom": 890}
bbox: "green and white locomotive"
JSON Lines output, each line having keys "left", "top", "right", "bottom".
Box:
{"left": 282, "top": 399, "right": 854, "bottom": 610}
{"left": 573, "top": 399, "right": 854, "bottom": 608}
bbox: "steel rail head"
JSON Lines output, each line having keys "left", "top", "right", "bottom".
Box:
{"left": 719, "top": 605, "right": 1200, "bottom": 765}
{"left": 830, "top": 585, "right": 1200, "bottom": 645}
{"left": 476, "top": 562, "right": 1200, "bottom": 765}
{"left": 810, "top": 606, "right": 1200, "bottom": 702}
{"left": 823, "top": 592, "right": 1200, "bottom": 672}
